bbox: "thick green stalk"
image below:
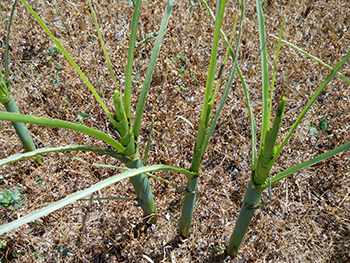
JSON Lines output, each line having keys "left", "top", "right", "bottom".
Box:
{"left": 126, "top": 157, "right": 157, "bottom": 223}
{"left": 227, "top": 177, "right": 263, "bottom": 256}
{"left": 227, "top": 99, "right": 285, "bottom": 256}
{"left": 112, "top": 89, "right": 156, "bottom": 220}
{"left": 88, "top": 0, "right": 155, "bottom": 220}
{"left": 4, "top": 96, "right": 42, "bottom": 164}
{"left": 178, "top": 176, "right": 199, "bottom": 236}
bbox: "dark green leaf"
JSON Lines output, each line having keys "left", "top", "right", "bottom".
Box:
{"left": 319, "top": 117, "right": 327, "bottom": 131}
{"left": 57, "top": 245, "right": 62, "bottom": 252}
{"left": 55, "top": 63, "right": 62, "bottom": 72}
{"left": 62, "top": 248, "right": 70, "bottom": 256}
{"left": 80, "top": 113, "right": 90, "bottom": 118}
{"left": 135, "top": 71, "right": 140, "bottom": 80}
{"left": 53, "top": 76, "right": 59, "bottom": 85}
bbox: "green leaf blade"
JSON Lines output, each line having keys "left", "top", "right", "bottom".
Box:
{"left": 134, "top": 0, "right": 174, "bottom": 138}
{"left": 0, "top": 164, "right": 194, "bottom": 235}
{"left": 0, "top": 112, "right": 125, "bottom": 153}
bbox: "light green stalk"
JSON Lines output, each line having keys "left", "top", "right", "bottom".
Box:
{"left": 89, "top": 0, "right": 156, "bottom": 220}
{"left": 227, "top": 177, "right": 262, "bottom": 256}
{"left": 2, "top": 96, "right": 42, "bottom": 164}
{"left": 126, "top": 156, "right": 157, "bottom": 223}
{"left": 178, "top": 0, "right": 245, "bottom": 237}
{"left": 88, "top": 0, "right": 175, "bottom": 222}
{"left": 227, "top": 100, "right": 286, "bottom": 255}
{"left": 254, "top": 98, "right": 286, "bottom": 185}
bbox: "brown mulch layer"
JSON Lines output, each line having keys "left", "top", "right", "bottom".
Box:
{"left": 0, "top": 0, "right": 349, "bottom": 262}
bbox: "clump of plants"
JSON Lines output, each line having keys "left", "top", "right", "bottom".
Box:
{"left": 0, "top": 0, "right": 349, "bottom": 260}
{"left": 0, "top": 0, "right": 243, "bottom": 235}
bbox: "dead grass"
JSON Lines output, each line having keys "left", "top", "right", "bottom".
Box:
{"left": 0, "top": 0, "right": 349, "bottom": 262}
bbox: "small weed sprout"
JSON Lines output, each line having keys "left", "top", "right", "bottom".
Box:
{"left": 0, "top": 188, "right": 26, "bottom": 211}
{"left": 57, "top": 245, "right": 70, "bottom": 257}
{"left": 308, "top": 117, "right": 333, "bottom": 152}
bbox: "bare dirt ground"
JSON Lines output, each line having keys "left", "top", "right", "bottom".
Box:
{"left": 0, "top": 0, "right": 349, "bottom": 262}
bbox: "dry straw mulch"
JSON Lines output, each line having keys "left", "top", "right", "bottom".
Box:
{"left": 0, "top": 0, "right": 349, "bottom": 262}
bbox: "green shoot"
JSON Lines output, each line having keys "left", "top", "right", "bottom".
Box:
{"left": 57, "top": 245, "right": 70, "bottom": 257}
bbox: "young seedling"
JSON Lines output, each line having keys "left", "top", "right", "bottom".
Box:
{"left": 57, "top": 245, "right": 70, "bottom": 257}
{"left": 0, "top": 188, "right": 26, "bottom": 210}
{"left": 308, "top": 117, "right": 333, "bottom": 152}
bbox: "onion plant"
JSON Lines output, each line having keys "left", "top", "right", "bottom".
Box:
{"left": 178, "top": 0, "right": 245, "bottom": 237}
{"left": 0, "top": 0, "right": 42, "bottom": 165}
{"left": 0, "top": 0, "right": 176, "bottom": 226}
{"left": 225, "top": 0, "right": 350, "bottom": 256}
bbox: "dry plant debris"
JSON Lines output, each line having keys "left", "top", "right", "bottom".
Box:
{"left": 0, "top": 0, "right": 349, "bottom": 262}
